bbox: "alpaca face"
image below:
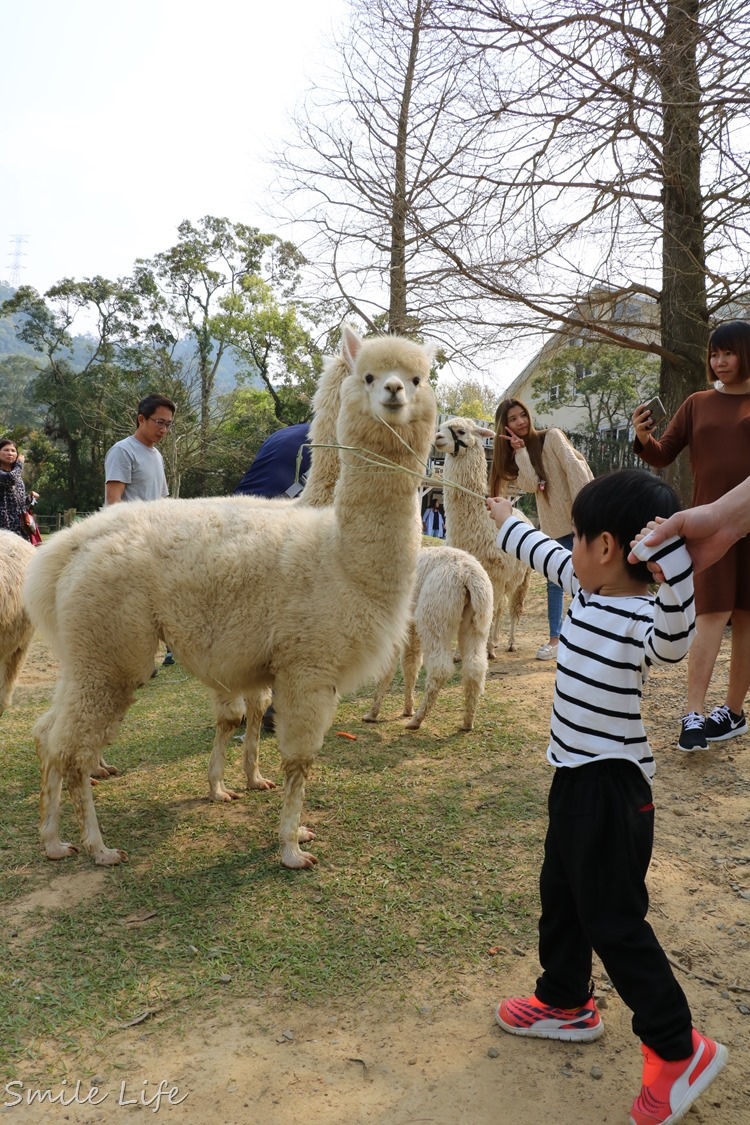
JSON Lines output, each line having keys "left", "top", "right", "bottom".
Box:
{"left": 434, "top": 417, "right": 478, "bottom": 460}
{"left": 339, "top": 329, "right": 436, "bottom": 433}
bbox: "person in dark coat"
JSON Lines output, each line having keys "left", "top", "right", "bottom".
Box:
{"left": 234, "top": 424, "right": 311, "bottom": 499}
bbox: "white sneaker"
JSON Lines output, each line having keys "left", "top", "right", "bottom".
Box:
{"left": 536, "top": 643, "right": 558, "bottom": 661}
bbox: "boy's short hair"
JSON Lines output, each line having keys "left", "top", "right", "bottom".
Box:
{"left": 138, "top": 393, "right": 176, "bottom": 420}
{"left": 571, "top": 469, "right": 681, "bottom": 582}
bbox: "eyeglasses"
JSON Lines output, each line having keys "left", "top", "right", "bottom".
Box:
{"left": 150, "top": 418, "right": 174, "bottom": 429}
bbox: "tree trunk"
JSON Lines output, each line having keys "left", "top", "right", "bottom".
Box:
{"left": 389, "top": 0, "right": 423, "bottom": 335}
{"left": 659, "top": 0, "right": 708, "bottom": 504}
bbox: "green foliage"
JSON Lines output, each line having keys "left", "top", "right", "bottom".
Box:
{"left": 436, "top": 378, "right": 496, "bottom": 422}
{"left": 0, "top": 354, "right": 44, "bottom": 433}
{"left": 0, "top": 219, "right": 334, "bottom": 509}
{"left": 531, "top": 343, "right": 659, "bottom": 435}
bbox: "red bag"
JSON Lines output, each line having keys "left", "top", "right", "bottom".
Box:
{"left": 21, "top": 508, "right": 43, "bottom": 547}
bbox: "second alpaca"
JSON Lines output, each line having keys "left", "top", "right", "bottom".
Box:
{"left": 363, "top": 545, "right": 493, "bottom": 731}
{"left": 436, "top": 417, "right": 531, "bottom": 656}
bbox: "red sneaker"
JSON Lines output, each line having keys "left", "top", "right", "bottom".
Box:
{"left": 496, "top": 994, "right": 603, "bottom": 1041}
{"left": 629, "top": 1029, "right": 728, "bottom": 1125}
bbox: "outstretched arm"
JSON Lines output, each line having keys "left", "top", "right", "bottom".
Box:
{"left": 628, "top": 476, "right": 750, "bottom": 574}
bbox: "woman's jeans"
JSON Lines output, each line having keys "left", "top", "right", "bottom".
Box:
{"left": 548, "top": 533, "right": 574, "bottom": 639}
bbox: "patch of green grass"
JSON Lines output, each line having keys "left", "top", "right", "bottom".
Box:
{"left": 0, "top": 661, "right": 547, "bottom": 1079}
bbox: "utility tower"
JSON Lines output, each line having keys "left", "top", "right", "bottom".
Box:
{"left": 7, "top": 235, "right": 28, "bottom": 287}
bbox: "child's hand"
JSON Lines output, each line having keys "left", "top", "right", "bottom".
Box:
{"left": 630, "top": 518, "right": 666, "bottom": 583}
{"left": 486, "top": 496, "right": 513, "bottom": 528}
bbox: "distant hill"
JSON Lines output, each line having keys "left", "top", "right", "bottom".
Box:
{"left": 0, "top": 282, "right": 259, "bottom": 392}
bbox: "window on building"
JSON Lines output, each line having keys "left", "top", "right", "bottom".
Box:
{"left": 548, "top": 384, "right": 560, "bottom": 402}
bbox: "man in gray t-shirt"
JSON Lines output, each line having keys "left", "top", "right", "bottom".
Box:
{"left": 104, "top": 392, "right": 177, "bottom": 672}
{"left": 104, "top": 393, "right": 175, "bottom": 505}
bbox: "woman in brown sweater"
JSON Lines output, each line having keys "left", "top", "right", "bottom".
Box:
{"left": 490, "top": 398, "right": 593, "bottom": 660}
{"left": 633, "top": 320, "right": 750, "bottom": 751}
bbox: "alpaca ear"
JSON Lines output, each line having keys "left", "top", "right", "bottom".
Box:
{"left": 341, "top": 325, "right": 362, "bottom": 368}
{"left": 475, "top": 426, "right": 496, "bottom": 439}
{"left": 420, "top": 340, "right": 438, "bottom": 365}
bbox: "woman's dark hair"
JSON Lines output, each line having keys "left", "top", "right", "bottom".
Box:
{"left": 137, "top": 393, "right": 176, "bottom": 419}
{"left": 706, "top": 320, "right": 750, "bottom": 384}
{"left": 571, "top": 468, "right": 681, "bottom": 583}
{"left": 0, "top": 439, "right": 18, "bottom": 454}
{"left": 489, "top": 398, "right": 548, "bottom": 496}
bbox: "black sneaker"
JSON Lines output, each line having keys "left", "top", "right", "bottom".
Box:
{"left": 162, "top": 652, "right": 175, "bottom": 666}
{"left": 705, "top": 704, "right": 747, "bottom": 742}
{"left": 678, "top": 711, "right": 707, "bottom": 752}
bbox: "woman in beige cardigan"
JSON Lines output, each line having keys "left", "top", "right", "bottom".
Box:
{"left": 490, "top": 398, "right": 593, "bottom": 660}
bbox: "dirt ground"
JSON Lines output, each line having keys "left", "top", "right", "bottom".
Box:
{"left": 5, "top": 592, "right": 750, "bottom": 1125}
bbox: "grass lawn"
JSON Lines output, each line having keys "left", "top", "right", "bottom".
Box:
{"left": 1, "top": 658, "right": 546, "bottom": 1080}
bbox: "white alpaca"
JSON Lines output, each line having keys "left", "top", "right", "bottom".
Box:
{"left": 363, "top": 545, "right": 492, "bottom": 731}
{"left": 25, "top": 326, "right": 436, "bottom": 869}
{"left": 436, "top": 417, "right": 531, "bottom": 656}
{"left": 0, "top": 531, "right": 35, "bottom": 715}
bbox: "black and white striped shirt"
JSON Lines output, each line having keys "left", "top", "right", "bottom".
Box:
{"left": 497, "top": 518, "right": 695, "bottom": 783}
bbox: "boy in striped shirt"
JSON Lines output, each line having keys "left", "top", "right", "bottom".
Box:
{"left": 486, "top": 469, "right": 727, "bottom": 1125}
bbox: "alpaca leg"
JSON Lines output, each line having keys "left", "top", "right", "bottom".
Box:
{"left": 241, "top": 688, "right": 276, "bottom": 791}
{"left": 36, "top": 676, "right": 133, "bottom": 863}
{"left": 488, "top": 596, "right": 503, "bottom": 660}
{"left": 506, "top": 571, "right": 530, "bottom": 652}
{"left": 273, "top": 679, "right": 339, "bottom": 869}
{"left": 0, "top": 644, "right": 29, "bottom": 715}
{"left": 68, "top": 766, "right": 128, "bottom": 866}
{"left": 405, "top": 651, "right": 451, "bottom": 730}
{"left": 362, "top": 644, "right": 399, "bottom": 722}
{"left": 401, "top": 624, "right": 423, "bottom": 720}
{"left": 39, "top": 743, "right": 78, "bottom": 861}
{"left": 458, "top": 647, "right": 488, "bottom": 731}
{"left": 208, "top": 692, "right": 247, "bottom": 801}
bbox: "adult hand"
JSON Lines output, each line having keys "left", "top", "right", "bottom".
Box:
{"left": 632, "top": 403, "right": 655, "bottom": 443}
{"left": 628, "top": 505, "right": 736, "bottom": 575}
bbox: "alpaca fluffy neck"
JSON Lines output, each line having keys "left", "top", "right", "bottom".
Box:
{"left": 333, "top": 417, "right": 428, "bottom": 597}
{"left": 442, "top": 449, "right": 495, "bottom": 549}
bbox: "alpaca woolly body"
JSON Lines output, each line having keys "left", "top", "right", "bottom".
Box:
{"left": 25, "top": 327, "right": 436, "bottom": 869}
{"left": 0, "top": 530, "right": 35, "bottom": 715}
{"left": 363, "top": 545, "right": 492, "bottom": 731}
{"left": 436, "top": 417, "right": 531, "bottom": 656}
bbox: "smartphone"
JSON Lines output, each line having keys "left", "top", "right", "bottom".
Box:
{"left": 643, "top": 396, "right": 667, "bottom": 426}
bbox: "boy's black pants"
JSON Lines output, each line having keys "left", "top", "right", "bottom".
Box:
{"left": 535, "top": 758, "right": 694, "bottom": 1060}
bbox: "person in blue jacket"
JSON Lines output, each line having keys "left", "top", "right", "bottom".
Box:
{"left": 234, "top": 424, "right": 311, "bottom": 499}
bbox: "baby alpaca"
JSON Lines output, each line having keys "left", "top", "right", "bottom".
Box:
{"left": 436, "top": 417, "right": 531, "bottom": 656}
{"left": 25, "top": 326, "right": 436, "bottom": 869}
{"left": 363, "top": 545, "right": 492, "bottom": 730}
{"left": 0, "top": 530, "right": 35, "bottom": 715}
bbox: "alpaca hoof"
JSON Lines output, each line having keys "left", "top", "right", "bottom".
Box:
{"left": 90, "top": 766, "right": 112, "bottom": 780}
{"left": 94, "top": 847, "right": 128, "bottom": 866}
{"left": 361, "top": 713, "right": 379, "bottom": 723}
{"left": 281, "top": 844, "right": 318, "bottom": 869}
{"left": 210, "top": 786, "right": 241, "bottom": 802}
{"left": 460, "top": 722, "right": 474, "bottom": 732}
{"left": 247, "top": 776, "right": 277, "bottom": 791}
{"left": 102, "top": 762, "right": 120, "bottom": 776}
{"left": 45, "top": 842, "right": 79, "bottom": 861}
{"left": 298, "top": 825, "right": 316, "bottom": 842}
{"left": 404, "top": 717, "right": 421, "bottom": 730}
{"left": 487, "top": 651, "right": 497, "bottom": 661}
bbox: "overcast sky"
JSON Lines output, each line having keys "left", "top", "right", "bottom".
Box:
{"left": 1, "top": 0, "right": 345, "bottom": 293}
{"left": 1, "top": 0, "right": 529, "bottom": 390}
